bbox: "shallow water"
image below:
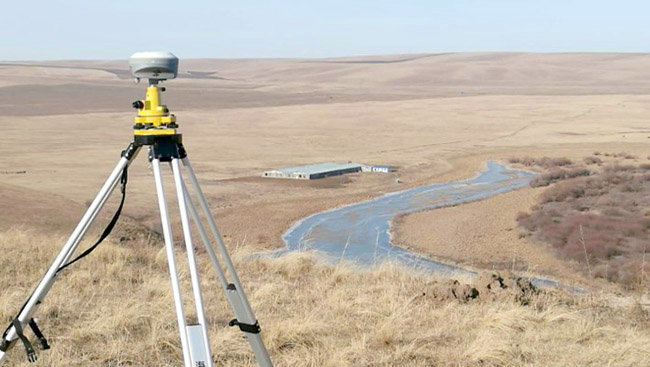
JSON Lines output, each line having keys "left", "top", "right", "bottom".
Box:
{"left": 269, "top": 162, "right": 572, "bottom": 289}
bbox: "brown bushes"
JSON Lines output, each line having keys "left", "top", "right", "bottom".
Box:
{"left": 508, "top": 156, "right": 572, "bottom": 168}
{"left": 519, "top": 160, "right": 650, "bottom": 289}
{"left": 509, "top": 155, "right": 591, "bottom": 187}
{"left": 584, "top": 156, "right": 603, "bottom": 165}
{"left": 593, "top": 151, "right": 637, "bottom": 159}
{"left": 530, "top": 168, "right": 591, "bottom": 187}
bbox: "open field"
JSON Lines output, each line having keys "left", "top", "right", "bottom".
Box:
{"left": 1, "top": 229, "right": 649, "bottom": 366}
{"left": 391, "top": 187, "right": 587, "bottom": 283}
{"left": 1, "top": 53, "right": 650, "bottom": 364}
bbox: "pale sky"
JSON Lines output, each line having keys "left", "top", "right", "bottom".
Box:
{"left": 2, "top": 0, "right": 649, "bottom": 60}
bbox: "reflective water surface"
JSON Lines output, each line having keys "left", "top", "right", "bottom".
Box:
{"left": 269, "top": 162, "right": 573, "bottom": 289}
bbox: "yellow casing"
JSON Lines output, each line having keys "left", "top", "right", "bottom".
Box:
{"left": 133, "top": 129, "right": 177, "bottom": 136}
{"left": 133, "top": 86, "right": 177, "bottom": 136}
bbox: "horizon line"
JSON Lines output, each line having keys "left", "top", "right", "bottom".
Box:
{"left": 2, "top": 51, "right": 649, "bottom": 63}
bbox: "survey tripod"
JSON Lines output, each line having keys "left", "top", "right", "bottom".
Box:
{"left": 0, "top": 77, "right": 273, "bottom": 367}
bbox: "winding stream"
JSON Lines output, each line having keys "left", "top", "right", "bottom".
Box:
{"left": 270, "top": 162, "right": 570, "bottom": 289}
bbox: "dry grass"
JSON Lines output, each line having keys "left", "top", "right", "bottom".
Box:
{"left": 1, "top": 229, "right": 649, "bottom": 366}
{"left": 4, "top": 53, "right": 650, "bottom": 366}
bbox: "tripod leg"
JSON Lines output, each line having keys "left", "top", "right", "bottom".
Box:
{"left": 181, "top": 180, "right": 229, "bottom": 290}
{"left": 151, "top": 158, "right": 192, "bottom": 367}
{"left": 181, "top": 178, "right": 275, "bottom": 367}
{"left": 180, "top": 156, "right": 273, "bottom": 367}
{"left": 0, "top": 144, "right": 140, "bottom": 364}
{"left": 170, "top": 159, "right": 213, "bottom": 367}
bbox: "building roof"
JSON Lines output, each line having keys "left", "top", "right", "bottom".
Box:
{"left": 267, "top": 162, "right": 362, "bottom": 175}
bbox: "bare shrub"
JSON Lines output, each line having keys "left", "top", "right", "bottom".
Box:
{"left": 604, "top": 163, "right": 636, "bottom": 173}
{"left": 519, "top": 159, "right": 650, "bottom": 289}
{"left": 584, "top": 156, "right": 602, "bottom": 165}
{"left": 530, "top": 177, "right": 550, "bottom": 187}
{"left": 509, "top": 156, "right": 572, "bottom": 168}
{"left": 621, "top": 182, "right": 643, "bottom": 193}
{"left": 521, "top": 156, "right": 536, "bottom": 166}
{"left": 602, "top": 172, "right": 631, "bottom": 185}
{"left": 540, "top": 182, "right": 587, "bottom": 203}
{"left": 509, "top": 156, "right": 536, "bottom": 166}
{"left": 613, "top": 152, "right": 636, "bottom": 159}
{"left": 552, "top": 157, "right": 573, "bottom": 166}
{"left": 530, "top": 168, "right": 590, "bottom": 188}
{"left": 537, "top": 157, "right": 571, "bottom": 167}
{"left": 601, "top": 207, "right": 626, "bottom": 217}
{"left": 565, "top": 168, "right": 591, "bottom": 178}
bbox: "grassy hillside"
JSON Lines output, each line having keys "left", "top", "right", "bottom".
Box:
{"left": 2, "top": 52, "right": 650, "bottom": 366}
{"left": 1, "top": 228, "right": 648, "bottom": 366}
{"left": 3, "top": 53, "right": 650, "bottom": 116}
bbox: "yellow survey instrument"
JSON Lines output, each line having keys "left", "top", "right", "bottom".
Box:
{"left": 133, "top": 85, "right": 178, "bottom": 136}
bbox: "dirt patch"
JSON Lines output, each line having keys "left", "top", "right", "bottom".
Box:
{"left": 226, "top": 174, "right": 354, "bottom": 189}
{"left": 427, "top": 271, "right": 538, "bottom": 305}
{"left": 0, "top": 182, "right": 161, "bottom": 246}
{"left": 391, "top": 187, "right": 590, "bottom": 286}
{"left": 0, "top": 182, "right": 85, "bottom": 233}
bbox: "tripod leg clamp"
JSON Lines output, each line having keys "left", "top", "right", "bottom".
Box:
{"left": 228, "top": 319, "right": 261, "bottom": 334}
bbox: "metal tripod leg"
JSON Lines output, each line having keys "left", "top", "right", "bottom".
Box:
{"left": 151, "top": 158, "right": 192, "bottom": 367}
{"left": 170, "top": 159, "right": 214, "bottom": 367}
{"left": 180, "top": 156, "right": 273, "bottom": 367}
{"left": 0, "top": 144, "right": 140, "bottom": 363}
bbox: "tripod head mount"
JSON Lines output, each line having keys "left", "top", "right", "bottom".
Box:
{"left": 129, "top": 52, "right": 179, "bottom": 140}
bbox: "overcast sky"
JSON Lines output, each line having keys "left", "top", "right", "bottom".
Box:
{"left": 2, "top": 0, "right": 649, "bottom": 60}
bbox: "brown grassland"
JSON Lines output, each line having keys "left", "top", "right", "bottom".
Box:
{"left": 2, "top": 53, "right": 650, "bottom": 365}
{"left": 1, "top": 229, "right": 649, "bottom": 366}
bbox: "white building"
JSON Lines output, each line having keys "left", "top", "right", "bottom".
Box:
{"left": 361, "top": 165, "right": 395, "bottom": 173}
{"left": 262, "top": 162, "right": 363, "bottom": 180}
